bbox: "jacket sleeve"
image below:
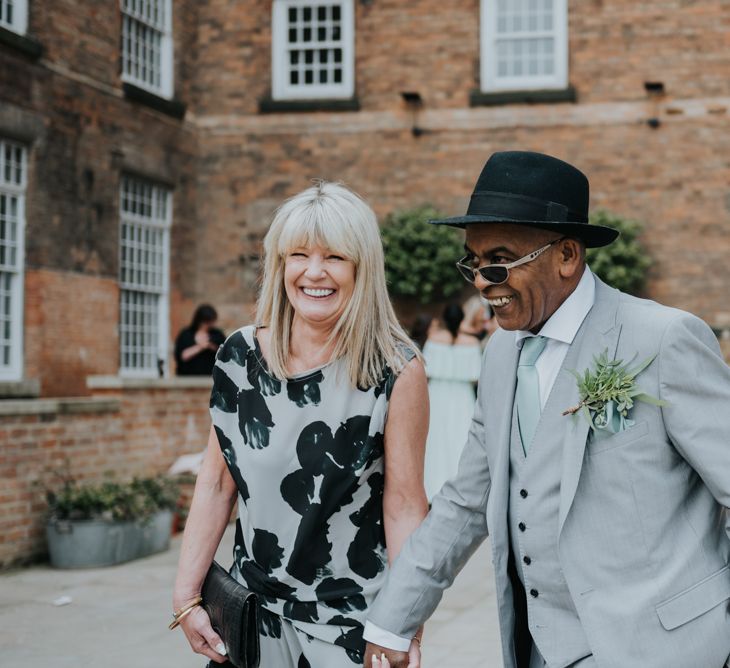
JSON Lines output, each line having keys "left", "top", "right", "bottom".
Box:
{"left": 367, "top": 356, "right": 492, "bottom": 638}
{"left": 658, "top": 312, "right": 730, "bottom": 539}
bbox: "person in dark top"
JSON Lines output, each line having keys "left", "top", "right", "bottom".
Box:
{"left": 174, "top": 304, "right": 225, "bottom": 376}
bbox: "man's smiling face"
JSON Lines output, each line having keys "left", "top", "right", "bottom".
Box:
{"left": 463, "top": 223, "right": 584, "bottom": 334}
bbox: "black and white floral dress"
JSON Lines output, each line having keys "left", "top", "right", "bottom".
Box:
{"left": 209, "top": 325, "right": 412, "bottom": 666}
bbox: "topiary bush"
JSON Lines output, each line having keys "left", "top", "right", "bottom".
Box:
{"left": 381, "top": 205, "right": 465, "bottom": 304}
{"left": 586, "top": 211, "right": 652, "bottom": 296}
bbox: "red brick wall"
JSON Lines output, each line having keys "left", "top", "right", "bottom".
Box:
{"left": 3, "top": 0, "right": 729, "bottom": 392}
{"left": 24, "top": 270, "right": 119, "bottom": 397}
{"left": 0, "top": 0, "right": 203, "bottom": 395}
{"left": 191, "top": 0, "right": 730, "bottom": 329}
{"left": 193, "top": 0, "right": 730, "bottom": 114}
{"left": 0, "top": 382, "right": 212, "bottom": 568}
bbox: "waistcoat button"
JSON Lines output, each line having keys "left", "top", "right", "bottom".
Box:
{"left": 520, "top": 489, "right": 528, "bottom": 498}
{"left": 523, "top": 556, "right": 531, "bottom": 565}
{"left": 530, "top": 589, "right": 539, "bottom": 598}
{"left": 518, "top": 522, "right": 526, "bottom": 532}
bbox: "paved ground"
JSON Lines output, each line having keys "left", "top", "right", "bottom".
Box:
{"left": 0, "top": 526, "right": 502, "bottom": 667}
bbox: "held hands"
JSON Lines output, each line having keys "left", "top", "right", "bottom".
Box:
{"left": 364, "top": 638, "right": 421, "bottom": 668}
{"left": 178, "top": 604, "right": 229, "bottom": 664}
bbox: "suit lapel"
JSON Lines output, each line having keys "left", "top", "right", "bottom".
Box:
{"left": 486, "top": 335, "right": 519, "bottom": 555}
{"left": 557, "top": 278, "right": 622, "bottom": 536}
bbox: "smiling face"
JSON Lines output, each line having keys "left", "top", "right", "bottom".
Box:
{"left": 283, "top": 244, "right": 356, "bottom": 331}
{"left": 463, "top": 223, "right": 585, "bottom": 333}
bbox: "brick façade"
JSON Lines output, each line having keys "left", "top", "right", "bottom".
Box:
{"left": 0, "top": 0, "right": 729, "bottom": 567}
{"left": 1, "top": 0, "right": 729, "bottom": 383}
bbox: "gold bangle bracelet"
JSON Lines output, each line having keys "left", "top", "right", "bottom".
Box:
{"left": 169, "top": 595, "right": 203, "bottom": 631}
{"left": 173, "top": 595, "right": 203, "bottom": 619}
{"left": 168, "top": 602, "right": 201, "bottom": 630}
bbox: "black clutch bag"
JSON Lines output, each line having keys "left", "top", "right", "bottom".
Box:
{"left": 202, "top": 560, "right": 260, "bottom": 668}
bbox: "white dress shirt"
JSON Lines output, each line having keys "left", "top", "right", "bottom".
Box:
{"left": 363, "top": 268, "right": 597, "bottom": 652}
{"left": 514, "top": 267, "right": 595, "bottom": 409}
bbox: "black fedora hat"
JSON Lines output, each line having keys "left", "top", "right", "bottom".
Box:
{"left": 430, "top": 151, "right": 618, "bottom": 248}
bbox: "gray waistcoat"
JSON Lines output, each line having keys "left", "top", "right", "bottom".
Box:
{"left": 508, "top": 367, "right": 592, "bottom": 667}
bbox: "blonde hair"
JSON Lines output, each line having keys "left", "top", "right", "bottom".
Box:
{"left": 462, "top": 295, "right": 488, "bottom": 329}
{"left": 256, "top": 181, "right": 418, "bottom": 388}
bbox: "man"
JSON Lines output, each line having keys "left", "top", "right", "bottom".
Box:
{"left": 363, "top": 151, "right": 730, "bottom": 668}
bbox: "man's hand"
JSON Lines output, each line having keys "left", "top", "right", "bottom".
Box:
{"left": 364, "top": 639, "right": 421, "bottom": 668}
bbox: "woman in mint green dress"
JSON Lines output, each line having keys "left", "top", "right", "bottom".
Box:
{"left": 422, "top": 304, "right": 482, "bottom": 501}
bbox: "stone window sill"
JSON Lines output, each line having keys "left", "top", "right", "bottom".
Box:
{"left": 0, "top": 26, "right": 42, "bottom": 60}
{"left": 0, "top": 397, "right": 120, "bottom": 416}
{"left": 87, "top": 375, "right": 212, "bottom": 390}
{"left": 0, "top": 379, "right": 40, "bottom": 399}
{"left": 470, "top": 86, "right": 577, "bottom": 107}
{"left": 258, "top": 96, "right": 361, "bottom": 113}
{"left": 122, "top": 83, "right": 186, "bottom": 120}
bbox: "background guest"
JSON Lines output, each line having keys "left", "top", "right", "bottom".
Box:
{"left": 422, "top": 303, "right": 481, "bottom": 502}
{"left": 409, "top": 313, "right": 436, "bottom": 351}
{"left": 460, "top": 295, "right": 498, "bottom": 344}
{"left": 174, "top": 304, "right": 226, "bottom": 376}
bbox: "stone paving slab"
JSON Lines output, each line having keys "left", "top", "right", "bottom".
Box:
{"left": 0, "top": 526, "right": 502, "bottom": 667}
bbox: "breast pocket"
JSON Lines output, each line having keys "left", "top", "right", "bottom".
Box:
{"left": 588, "top": 420, "right": 649, "bottom": 455}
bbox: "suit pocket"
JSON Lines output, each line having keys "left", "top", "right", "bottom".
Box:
{"left": 655, "top": 564, "right": 730, "bottom": 630}
{"left": 588, "top": 420, "right": 649, "bottom": 455}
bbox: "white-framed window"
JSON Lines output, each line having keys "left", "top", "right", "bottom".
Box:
{"left": 118, "top": 175, "right": 171, "bottom": 377}
{"left": 0, "top": 0, "right": 28, "bottom": 34}
{"left": 0, "top": 139, "right": 26, "bottom": 381}
{"left": 272, "top": 0, "right": 355, "bottom": 101}
{"left": 480, "top": 0, "right": 568, "bottom": 92}
{"left": 120, "top": 0, "right": 174, "bottom": 99}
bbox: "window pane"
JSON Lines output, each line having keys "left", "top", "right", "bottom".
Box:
{"left": 121, "top": 0, "right": 171, "bottom": 95}
{"left": 119, "top": 175, "right": 170, "bottom": 373}
{"left": 0, "top": 138, "right": 25, "bottom": 375}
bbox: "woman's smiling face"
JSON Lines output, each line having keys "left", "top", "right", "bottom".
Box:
{"left": 284, "top": 244, "right": 356, "bottom": 329}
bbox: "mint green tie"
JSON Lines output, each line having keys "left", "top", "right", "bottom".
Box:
{"left": 516, "top": 336, "right": 547, "bottom": 455}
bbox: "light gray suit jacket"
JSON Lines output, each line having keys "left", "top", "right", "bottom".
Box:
{"left": 369, "top": 277, "right": 730, "bottom": 668}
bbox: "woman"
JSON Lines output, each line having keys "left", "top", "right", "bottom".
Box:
{"left": 175, "top": 304, "right": 226, "bottom": 376}
{"left": 172, "top": 182, "right": 428, "bottom": 667}
{"left": 459, "top": 295, "right": 496, "bottom": 344}
{"left": 422, "top": 303, "right": 481, "bottom": 501}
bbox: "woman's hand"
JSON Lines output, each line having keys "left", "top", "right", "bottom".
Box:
{"left": 365, "top": 638, "right": 421, "bottom": 668}
{"left": 408, "top": 636, "right": 422, "bottom": 667}
{"left": 179, "top": 605, "right": 229, "bottom": 664}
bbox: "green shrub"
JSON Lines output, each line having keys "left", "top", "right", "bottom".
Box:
{"left": 47, "top": 475, "right": 179, "bottom": 522}
{"left": 586, "top": 211, "right": 652, "bottom": 296}
{"left": 381, "top": 205, "right": 465, "bottom": 304}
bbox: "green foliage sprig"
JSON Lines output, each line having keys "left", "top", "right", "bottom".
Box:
{"left": 563, "top": 350, "right": 664, "bottom": 432}
{"left": 380, "top": 205, "right": 465, "bottom": 304}
{"left": 587, "top": 211, "right": 651, "bottom": 295}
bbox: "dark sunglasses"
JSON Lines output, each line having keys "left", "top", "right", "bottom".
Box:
{"left": 456, "top": 237, "right": 565, "bottom": 285}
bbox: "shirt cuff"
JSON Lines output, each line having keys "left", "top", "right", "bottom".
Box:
{"left": 363, "top": 620, "right": 412, "bottom": 652}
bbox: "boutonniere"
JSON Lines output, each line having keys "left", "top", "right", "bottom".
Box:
{"left": 562, "top": 350, "right": 665, "bottom": 434}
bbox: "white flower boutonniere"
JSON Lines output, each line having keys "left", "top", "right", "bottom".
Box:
{"left": 562, "top": 350, "right": 665, "bottom": 434}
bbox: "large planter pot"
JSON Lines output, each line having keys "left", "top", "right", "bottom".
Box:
{"left": 138, "top": 510, "right": 173, "bottom": 557}
{"left": 47, "top": 510, "right": 174, "bottom": 568}
{"left": 47, "top": 519, "right": 142, "bottom": 569}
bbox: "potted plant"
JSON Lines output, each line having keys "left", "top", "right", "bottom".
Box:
{"left": 46, "top": 475, "right": 179, "bottom": 568}
{"left": 131, "top": 475, "right": 179, "bottom": 557}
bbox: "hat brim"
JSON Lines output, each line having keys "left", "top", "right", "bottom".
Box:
{"left": 428, "top": 215, "right": 619, "bottom": 248}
